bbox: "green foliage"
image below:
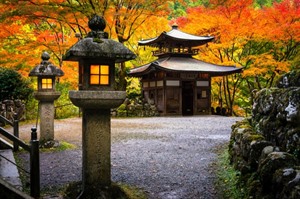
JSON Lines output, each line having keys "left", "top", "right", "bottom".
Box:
{"left": 54, "top": 82, "right": 79, "bottom": 119}
{"left": 117, "top": 183, "right": 147, "bottom": 199}
{"left": 254, "top": 0, "right": 283, "bottom": 8}
{"left": 215, "top": 146, "right": 246, "bottom": 199}
{"left": 126, "top": 77, "right": 141, "bottom": 100}
{"left": 168, "top": 0, "right": 283, "bottom": 19}
{"left": 0, "top": 67, "right": 33, "bottom": 101}
{"left": 168, "top": 0, "right": 210, "bottom": 19}
{"left": 25, "top": 94, "right": 39, "bottom": 120}
{"left": 117, "top": 104, "right": 127, "bottom": 111}
{"left": 63, "top": 182, "right": 147, "bottom": 199}
{"left": 117, "top": 103, "right": 127, "bottom": 117}
{"left": 57, "top": 141, "right": 76, "bottom": 151}
{"left": 40, "top": 141, "right": 76, "bottom": 152}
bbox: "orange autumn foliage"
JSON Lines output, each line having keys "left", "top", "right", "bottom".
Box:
{"left": 176, "top": 0, "right": 299, "bottom": 79}
{"left": 1, "top": 0, "right": 299, "bottom": 116}
{"left": 0, "top": 0, "right": 174, "bottom": 89}
{"left": 173, "top": 0, "right": 300, "bottom": 115}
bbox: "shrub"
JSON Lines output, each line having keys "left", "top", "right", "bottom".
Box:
{"left": 54, "top": 82, "right": 79, "bottom": 119}
{"left": 0, "top": 67, "right": 33, "bottom": 101}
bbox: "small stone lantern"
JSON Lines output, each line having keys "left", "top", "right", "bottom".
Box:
{"left": 29, "top": 52, "right": 64, "bottom": 146}
{"left": 63, "top": 15, "right": 136, "bottom": 197}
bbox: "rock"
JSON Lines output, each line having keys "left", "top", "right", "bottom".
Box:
{"left": 241, "top": 132, "right": 265, "bottom": 160}
{"left": 249, "top": 141, "right": 273, "bottom": 170}
{"left": 114, "top": 98, "right": 159, "bottom": 117}
{"left": 252, "top": 86, "right": 300, "bottom": 159}
{"left": 277, "top": 69, "right": 300, "bottom": 88}
{"left": 272, "top": 168, "right": 297, "bottom": 198}
{"left": 279, "top": 168, "right": 300, "bottom": 199}
{"left": 40, "top": 140, "right": 60, "bottom": 148}
{"left": 229, "top": 70, "right": 300, "bottom": 199}
{"left": 285, "top": 88, "right": 300, "bottom": 124}
{"left": 260, "top": 146, "right": 279, "bottom": 162}
{"left": 258, "top": 152, "right": 298, "bottom": 190}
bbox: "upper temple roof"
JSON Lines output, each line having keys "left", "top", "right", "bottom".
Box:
{"left": 138, "top": 25, "right": 214, "bottom": 48}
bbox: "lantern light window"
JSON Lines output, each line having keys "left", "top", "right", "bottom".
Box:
{"left": 41, "top": 78, "right": 53, "bottom": 89}
{"left": 90, "top": 65, "right": 109, "bottom": 85}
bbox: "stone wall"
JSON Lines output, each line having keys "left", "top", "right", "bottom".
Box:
{"left": 112, "top": 98, "right": 159, "bottom": 117}
{"left": 229, "top": 70, "right": 300, "bottom": 199}
{"left": 0, "top": 100, "right": 26, "bottom": 126}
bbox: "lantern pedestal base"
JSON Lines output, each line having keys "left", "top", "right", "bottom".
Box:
{"left": 33, "top": 91, "right": 61, "bottom": 145}
{"left": 69, "top": 90, "right": 126, "bottom": 194}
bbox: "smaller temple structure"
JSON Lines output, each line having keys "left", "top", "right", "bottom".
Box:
{"left": 129, "top": 25, "right": 242, "bottom": 116}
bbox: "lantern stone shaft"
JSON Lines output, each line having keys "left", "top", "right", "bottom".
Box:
{"left": 63, "top": 15, "right": 136, "bottom": 197}
{"left": 29, "top": 52, "right": 64, "bottom": 145}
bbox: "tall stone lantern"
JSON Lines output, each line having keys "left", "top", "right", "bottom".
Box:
{"left": 63, "top": 15, "right": 136, "bottom": 197}
{"left": 29, "top": 52, "right": 64, "bottom": 146}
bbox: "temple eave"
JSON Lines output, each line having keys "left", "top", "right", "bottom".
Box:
{"left": 128, "top": 57, "right": 243, "bottom": 77}
{"left": 128, "top": 67, "right": 242, "bottom": 77}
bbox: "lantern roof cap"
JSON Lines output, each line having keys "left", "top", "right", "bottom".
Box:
{"left": 29, "top": 52, "right": 64, "bottom": 77}
{"left": 63, "top": 15, "right": 136, "bottom": 63}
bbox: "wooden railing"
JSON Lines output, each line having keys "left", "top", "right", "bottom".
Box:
{"left": 0, "top": 115, "right": 40, "bottom": 198}
{"left": 0, "top": 114, "right": 19, "bottom": 151}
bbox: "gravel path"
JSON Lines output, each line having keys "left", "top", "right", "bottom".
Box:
{"left": 16, "top": 116, "right": 241, "bottom": 199}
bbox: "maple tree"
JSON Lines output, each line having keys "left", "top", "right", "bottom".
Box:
{"left": 105, "top": 0, "right": 172, "bottom": 89}
{"left": 0, "top": 0, "right": 175, "bottom": 119}
{"left": 1, "top": 0, "right": 299, "bottom": 117}
{"left": 174, "top": 0, "right": 299, "bottom": 115}
{"left": 0, "top": 1, "right": 81, "bottom": 85}
{"left": 0, "top": 0, "right": 176, "bottom": 91}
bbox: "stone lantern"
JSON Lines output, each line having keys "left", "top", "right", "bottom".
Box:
{"left": 29, "top": 52, "right": 64, "bottom": 146}
{"left": 63, "top": 15, "right": 136, "bottom": 197}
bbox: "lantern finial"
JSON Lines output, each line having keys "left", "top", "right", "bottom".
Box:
{"left": 88, "top": 15, "right": 106, "bottom": 31}
{"left": 41, "top": 51, "right": 50, "bottom": 61}
{"left": 87, "top": 15, "right": 108, "bottom": 39}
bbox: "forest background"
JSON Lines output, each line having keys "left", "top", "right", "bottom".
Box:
{"left": 0, "top": 0, "right": 299, "bottom": 119}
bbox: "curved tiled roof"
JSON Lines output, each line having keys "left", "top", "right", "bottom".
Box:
{"left": 129, "top": 56, "right": 242, "bottom": 77}
{"left": 138, "top": 25, "right": 214, "bottom": 47}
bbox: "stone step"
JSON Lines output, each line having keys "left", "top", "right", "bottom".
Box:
{"left": 0, "top": 149, "right": 23, "bottom": 190}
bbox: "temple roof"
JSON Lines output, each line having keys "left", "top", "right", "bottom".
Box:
{"left": 128, "top": 56, "right": 242, "bottom": 77}
{"left": 138, "top": 25, "right": 214, "bottom": 48}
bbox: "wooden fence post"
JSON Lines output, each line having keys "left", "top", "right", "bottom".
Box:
{"left": 30, "top": 127, "right": 40, "bottom": 198}
{"left": 13, "top": 113, "right": 19, "bottom": 151}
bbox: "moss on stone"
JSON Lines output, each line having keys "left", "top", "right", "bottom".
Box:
{"left": 63, "top": 181, "right": 147, "bottom": 199}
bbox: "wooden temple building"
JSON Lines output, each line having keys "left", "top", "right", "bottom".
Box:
{"left": 128, "top": 25, "right": 242, "bottom": 116}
